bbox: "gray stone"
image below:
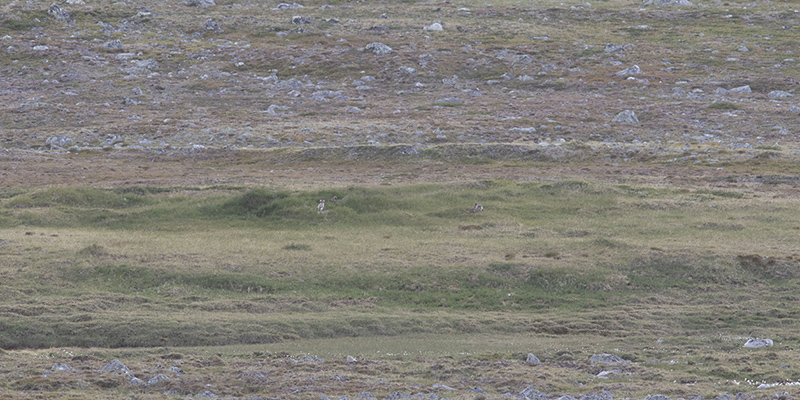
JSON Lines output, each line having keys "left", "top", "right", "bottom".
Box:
{"left": 273, "top": 2, "right": 304, "bottom": 9}
{"left": 590, "top": 353, "right": 632, "bottom": 363}
{"left": 424, "top": 22, "right": 443, "bottom": 31}
{"left": 605, "top": 44, "right": 628, "bottom": 53}
{"left": 292, "top": 16, "right": 313, "bottom": 24}
{"left": 347, "top": 355, "right": 358, "bottom": 363}
{"left": 147, "top": 374, "right": 169, "bottom": 385}
{"left": 46, "top": 135, "right": 73, "bottom": 148}
{"left": 102, "top": 39, "right": 123, "bottom": 49}
{"left": 187, "top": 0, "right": 215, "bottom": 6}
{"left": 205, "top": 19, "right": 221, "bottom": 30}
{"left": 642, "top": 0, "right": 692, "bottom": 5}
{"left": 277, "top": 78, "right": 304, "bottom": 89}
{"left": 345, "top": 106, "right": 363, "bottom": 113}
{"left": 51, "top": 363, "right": 71, "bottom": 371}
{"left": 385, "top": 393, "right": 413, "bottom": 400}
{"left": 265, "top": 105, "right": 289, "bottom": 115}
{"left": 355, "top": 393, "right": 377, "bottom": 399}
{"left": 434, "top": 97, "right": 461, "bottom": 104}
{"left": 520, "top": 386, "right": 548, "bottom": 400}
{"left": 614, "top": 65, "right": 642, "bottom": 76}
{"left": 612, "top": 110, "right": 639, "bottom": 124}
{"left": 431, "top": 383, "right": 456, "bottom": 390}
{"left": 514, "top": 54, "right": 534, "bottom": 64}
{"left": 729, "top": 85, "right": 752, "bottom": 94}
{"left": 298, "top": 355, "right": 325, "bottom": 362}
{"left": 130, "top": 377, "right": 144, "bottom": 385}
{"left": 99, "top": 359, "right": 129, "bottom": 373}
{"left": 48, "top": 4, "right": 70, "bottom": 20}
{"left": 597, "top": 370, "right": 621, "bottom": 379}
{"left": 743, "top": 338, "right": 773, "bottom": 348}
{"left": 135, "top": 59, "right": 159, "bottom": 70}
{"left": 132, "top": 87, "right": 144, "bottom": 96}
{"left": 365, "top": 42, "right": 393, "bottom": 55}
{"left": 768, "top": 90, "right": 793, "bottom": 98}
{"left": 526, "top": 353, "right": 541, "bottom": 365}
{"left": 399, "top": 66, "right": 417, "bottom": 75}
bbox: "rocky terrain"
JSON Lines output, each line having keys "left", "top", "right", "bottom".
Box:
{"left": 0, "top": 0, "right": 798, "bottom": 157}
{"left": 2, "top": 0, "right": 800, "bottom": 399}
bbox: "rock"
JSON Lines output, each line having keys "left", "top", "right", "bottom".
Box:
{"left": 385, "top": 393, "right": 413, "bottom": 400}
{"left": 514, "top": 54, "right": 534, "bottom": 64}
{"left": 298, "top": 356, "right": 325, "bottom": 362}
{"left": 51, "top": 363, "right": 71, "bottom": 371}
{"left": 743, "top": 338, "right": 773, "bottom": 348}
{"left": 33, "top": 45, "right": 49, "bottom": 51}
{"left": 729, "top": 85, "right": 751, "bottom": 94}
{"left": 434, "top": 97, "right": 461, "bottom": 104}
{"left": 130, "top": 377, "right": 144, "bottom": 385}
{"left": 135, "top": 59, "right": 159, "bottom": 70}
{"left": 365, "top": 42, "right": 392, "bottom": 55}
{"left": 147, "top": 374, "right": 169, "bottom": 385}
{"left": 642, "top": 0, "right": 692, "bottom": 5}
{"left": 48, "top": 4, "right": 70, "bottom": 20}
{"left": 167, "top": 366, "right": 185, "bottom": 375}
{"left": 99, "top": 359, "right": 129, "bottom": 373}
{"left": 542, "top": 63, "right": 558, "bottom": 71}
{"left": 590, "top": 353, "right": 632, "bottom": 363}
{"left": 102, "top": 39, "right": 123, "bottom": 49}
{"left": 399, "top": 66, "right": 417, "bottom": 75}
{"left": 614, "top": 65, "right": 641, "bottom": 77}
{"left": 101, "top": 134, "right": 124, "bottom": 148}
{"left": 431, "top": 383, "right": 456, "bottom": 390}
{"left": 205, "top": 19, "right": 221, "bottom": 30}
{"left": 520, "top": 386, "right": 548, "bottom": 400}
{"left": 469, "top": 387, "right": 487, "bottom": 394}
{"left": 605, "top": 44, "right": 628, "bottom": 53}
{"left": 643, "top": 395, "right": 672, "bottom": 400}
{"left": 292, "top": 16, "right": 313, "bottom": 24}
{"left": 46, "top": 135, "right": 73, "bottom": 148}
{"left": 612, "top": 110, "right": 639, "bottom": 124}
{"left": 597, "top": 369, "right": 621, "bottom": 379}
{"left": 132, "top": 87, "right": 144, "bottom": 96}
{"left": 768, "top": 90, "right": 793, "bottom": 98}
{"left": 424, "top": 22, "right": 444, "bottom": 31}
{"left": 789, "top": 105, "right": 800, "bottom": 112}
{"left": 346, "top": 355, "right": 358, "bottom": 363}
{"left": 196, "top": 391, "right": 218, "bottom": 398}
{"left": 277, "top": 78, "right": 304, "bottom": 89}
{"left": 510, "top": 127, "right": 537, "bottom": 134}
{"left": 345, "top": 106, "right": 362, "bottom": 113}
{"left": 187, "top": 0, "right": 215, "bottom": 6}
{"left": 526, "top": 353, "right": 541, "bottom": 365}
{"left": 355, "top": 392, "right": 376, "bottom": 399}
{"left": 737, "top": 45, "right": 750, "bottom": 52}
{"left": 714, "top": 87, "right": 729, "bottom": 94}
{"left": 273, "top": 2, "right": 304, "bottom": 9}
{"left": 265, "top": 105, "right": 289, "bottom": 115}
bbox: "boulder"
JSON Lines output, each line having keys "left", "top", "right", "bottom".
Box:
{"left": 590, "top": 353, "right": 631, "bottom": 364}
{"left": 424, "top": 22, "right": 444, "bottom": 31}
{"left": 743, "top": 338, "right": 773, "bottom": 348}
{"left": 48, "top": 4, "right": 70, "bottom": 20}
{"left": 768, "top": 90, "right": 793, "bottom": 98}
{"left": 612, "top": 110, "right": 639, "bottom": 124}
{"left": 365, "top": 42, "right": 392, "bottom": 55}
{"left": 614, "top": 65, "right": 641, "bottom": 77}
{"left": 526, "top": 353, "right": 541, "bottom": 365}
{"left": 99, "top": 359, "right": 129, "bottom": 373}
{"left": 729, "top": 85, "right": 752, "bottom": 94}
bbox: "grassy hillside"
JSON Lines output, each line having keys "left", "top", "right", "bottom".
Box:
{"left": 2, "top": 180, "right": 798, "bottom": 348}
